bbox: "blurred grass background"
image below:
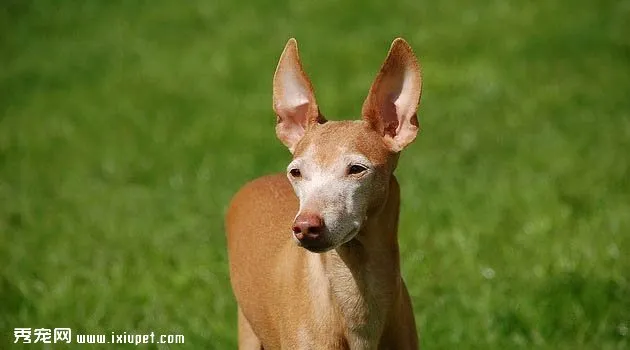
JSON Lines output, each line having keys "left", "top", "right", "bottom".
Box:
{"left": 1, "top": 0, "right": 629, "bottom": 348}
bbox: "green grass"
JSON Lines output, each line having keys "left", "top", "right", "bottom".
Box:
{"left": 1, "top": 0, "right": 629, "bottom": 348}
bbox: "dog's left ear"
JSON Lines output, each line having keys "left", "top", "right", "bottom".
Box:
{"left": 362, "top": 38, "right": 422, "bottom": 152}
{"left": 273, "top": 38, "right": 325, "bottom": 153}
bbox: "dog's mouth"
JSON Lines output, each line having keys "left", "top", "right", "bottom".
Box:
{"left": 338, "top": 227, "right": 360, "bottom": 246}
{"left": 302, "top": 245, "right": 332, "bottom": 253}
{"left": 297, "top": 227, "right": 360, "bottom": 253}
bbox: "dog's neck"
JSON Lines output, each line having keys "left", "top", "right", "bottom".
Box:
{"left": 321, "top": 176, "right": 402, "bottom": 346}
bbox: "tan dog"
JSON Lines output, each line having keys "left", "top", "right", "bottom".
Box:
{"left": 226, "top": 37, "right": 422, "bottom": 349}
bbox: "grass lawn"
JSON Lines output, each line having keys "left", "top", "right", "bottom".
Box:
{"left": 1, "top": 0, "right": 629, "bottom": 348}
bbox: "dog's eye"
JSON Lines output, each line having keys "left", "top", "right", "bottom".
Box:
{"left": 289, "top": 168, "right": 302, "bottom": 178}
{"left": 348, "top": 164, "right": 368, "bottom": 175}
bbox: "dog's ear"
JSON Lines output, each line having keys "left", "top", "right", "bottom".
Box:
{"left": 273, "top": 38, "right": 325, "bottom": 153}
{"left": 362, "top": 38, "right": 422, "bottom": 152}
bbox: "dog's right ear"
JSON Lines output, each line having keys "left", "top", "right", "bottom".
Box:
{"left": 273, "top": 38, "right": 325, "bottom": 153}
{"left": 362, "top": 38, "right": 422, "bottom": 152}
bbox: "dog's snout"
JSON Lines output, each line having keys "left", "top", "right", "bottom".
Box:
{"left": 292, "top": 212, "right": 324, "bottom": 241}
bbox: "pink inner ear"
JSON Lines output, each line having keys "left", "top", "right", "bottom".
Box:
{"left": 285, "top": 103, "right": 310, "bottom": 127}
{"left": 381, "top": 101, "right": 399, "bottom": 137}
{"left": 275, "top": 103, "right": 309, "bottom": 147}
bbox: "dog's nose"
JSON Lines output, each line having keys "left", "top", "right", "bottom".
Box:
{"left": 292, "top": 213, "right": 324, "bottom": 241}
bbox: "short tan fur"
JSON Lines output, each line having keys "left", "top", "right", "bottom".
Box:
{"left": 226, "top": 37, "right": 423, "bottom": 349}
